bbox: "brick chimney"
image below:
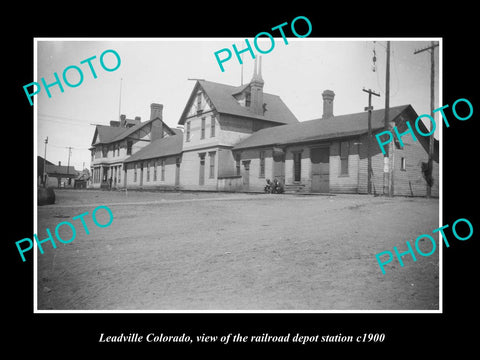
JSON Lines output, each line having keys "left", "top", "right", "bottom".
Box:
{"left": 150, "top": 103, "right": 163, "bottom": 120}
{"left": 250, "top": 57, "right": 265, "bottom": 116}
{"left": 322, "top": 90, "right": 335, "bottom": 119}
{"left": 120, "top": 114, "right": 126, "bottom": 127}
{"left": 150, "top": 103, "right": 165, "bottom": 141}
{"left": 58, "top": 161, "right": 61, "bottom": 166}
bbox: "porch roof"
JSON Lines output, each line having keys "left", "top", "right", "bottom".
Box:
{"left": 123, "top": 133, "right": 183, "bottom": 163}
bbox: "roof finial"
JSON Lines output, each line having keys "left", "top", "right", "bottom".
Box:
{"left": 258, "top": 56, "right": 264, "bottom": 82}
{"left": 251, "top": 56, "right": 264, "bottom": 85}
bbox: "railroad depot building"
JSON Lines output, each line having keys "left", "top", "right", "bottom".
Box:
{"left": 89, "top": 61, "right": 439, "bottom": 197}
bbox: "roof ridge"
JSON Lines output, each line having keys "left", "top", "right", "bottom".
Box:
{"left": 233, "top": 104, "right": 414, "bottom": 150}
{"left": 305, "top": 104, "right": 411, "bottom": 122}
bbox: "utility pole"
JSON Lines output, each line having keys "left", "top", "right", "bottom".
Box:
{"left": 383, "top": 41, "right": 394, "bottom": 197}
{"left": 363, "top": 88, "right": 380, "bottom": 194}
{"left": 118, "top": 77, "right": 123, "bottom": 120}
{"left": 414, "top": 41, "right": 438, "bottom": 198}
{"left": 66, "top": 146, "right": 73, "bottom": 174}
{"left": 43, "top": 137, "right": 48, "bottom": 187}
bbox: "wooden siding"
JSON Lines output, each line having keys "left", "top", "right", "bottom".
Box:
{"left": 392, "top": 121, "right": 440, "bottom": 197}
{"left": 357, "top": 133, "right": 388, "bottom": 195}
{"left": 329, "top": 139, "right": 360, "bottom": 194}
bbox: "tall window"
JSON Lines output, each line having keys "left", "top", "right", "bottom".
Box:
{"left": 259, "top": 151, "right": 265, "bottom": 178}
{"left": 245, "top": 92, "right": 251, "bottom": 107}
{"left": 401, "top": 157, "right": 406, "bottom": 171}
{"left": 127, "top": 141, "right": 133, "bottom": 155}
{"left": 201, "top": 117, "right": 206, "bottom": 139}
{"left": 153, "top": 161, "right": 157, "bottom": 181}
{"left": 102, "top": 145, "right": 108, "bottom": 158}
{"left": 293, "top": 152, "right": 302, "bottom": 182}
{"left": 134, "top": 163, "right": 137, "bottom": 182}
{"left": 186, "top": 121, "right": 191, "bottom": 142}
{"left": 117, "top": 144, "right": 120, "bottom": 157}
{"left": 209, "top": 152, "right": 216, "bottom": 178}
{"left": 210, "top": 116, "right": 216, "bottom": 137}
{"left": 161, "top": 159, "right": 165, "bottom": 181}
{"left": 340, "top": 141, "right": 349, "bottom": 176}
{"left": 112, "top": 144, "right": 115, "bottom": 157}
{"left": 235, "top": 153, "right": 241, "bottom": 176}
{"left": 146, "top": 161, "right": 150, "bottom": 182}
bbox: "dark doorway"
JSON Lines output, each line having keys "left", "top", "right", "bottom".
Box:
{"left": 273, "top": 150, "right": 285, "bottom": 185}
{"left": 199, "top": 154, "right": 205, "bottom": 185}
{"left": 311, "top": 147, "right": 330, "bottom": 193}
{"left": 175, "top": 158, "right": 181, "bottom": 186}
{"left": 242, "top": 160, "right": 250, "bottom": 188}
{"left": 293, "top": 152, "right": 302, "bottom": 182}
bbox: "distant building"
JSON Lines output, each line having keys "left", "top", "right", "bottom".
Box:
{"left": 75, "top": 168, "right": 90, "bottom": 189}
{"left": 89, "top": 104, "right": 178, "bottom": 189}
{"left": 37, "top": 156, "right": 78, "bottom": 188}
{"left": 89, "top": 59, "right": 439, "bottom": 197}
{"left": 37, "top": 156, "right": 54, "bottom": 186}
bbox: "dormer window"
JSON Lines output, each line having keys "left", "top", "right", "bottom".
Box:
{"left": 245, "top": 91, "right": 251, "bottom": 107}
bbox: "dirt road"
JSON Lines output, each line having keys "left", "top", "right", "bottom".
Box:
{"left": 36, "top": 190, "right": 439, "bottom": 311}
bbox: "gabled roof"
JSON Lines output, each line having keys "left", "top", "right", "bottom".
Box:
{"left": 92, "top": 118, "right": 177, "bottom": 146}
{"left": 110, "top": 118, "right": 156, "bottom": 143}
{"left": 178, "top": 80, "right": 299, "bottom": 125}
{"left": 92, "top": 125, "right": 127, "bottom": 145}
{"left": 45, "top": 164, "right": 77, "bottom": 177}
{"left": 233, "top": 105, "right": 421, "bottom": 150}
{"left": 37, "top": 156, "right": 54, "bottom": 167}
{"left": 124, "top": 133, "right": 183, "bottom": 163}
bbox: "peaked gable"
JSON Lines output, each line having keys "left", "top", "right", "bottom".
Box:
{"left": 91, "top": 118, "right": 177, "bottom": 146}
{"left": 91, "top": 125, "right": 128, "bottom": 146}
{"left": 178, "top": 80, "right": 298, "bottom": 125}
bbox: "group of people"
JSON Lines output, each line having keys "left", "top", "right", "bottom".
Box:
{"left": 264, "top": 178, "right": 284, "bottom": 194}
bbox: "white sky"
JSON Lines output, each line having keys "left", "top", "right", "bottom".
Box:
{"left": 35, "top": 38, "right": 440, "bottom": 170}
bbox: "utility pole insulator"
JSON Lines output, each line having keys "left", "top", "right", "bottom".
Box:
{"left": 363, "top": 88, "right": 380, "bottom": 195}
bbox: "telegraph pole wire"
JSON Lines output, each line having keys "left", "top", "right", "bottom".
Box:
{"left": 43, "top": 137, "right": 48, "bottom": 188}
{"left": 414, "top": 41, "right": 438, "bottom": 198}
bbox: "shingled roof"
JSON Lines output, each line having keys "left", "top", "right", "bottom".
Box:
{"left": 45, "top": 164, "right": 77, "bottom": 177}
{"left": 92, "top": 125, "right": 127, "bottom": 145}
{"left": 92, "top": 118, "right": 177, "bottom": 146}
{"left": 233, "top": 105, "right": 414, "bottom": 150}
{"left": 178, "top": 80, "right": 299, "bottom": 125}
{"left": 124, "top": 133, "right": 183, "bottom": 163}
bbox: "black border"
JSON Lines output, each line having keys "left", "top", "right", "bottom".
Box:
{"left": 7, "top": 5, "right": 478, "bottom": 355}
